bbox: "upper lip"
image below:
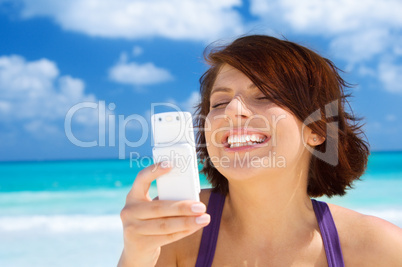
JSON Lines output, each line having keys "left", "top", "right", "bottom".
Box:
{"left": 221, "top": 128, "right": 269, "bottom": 147}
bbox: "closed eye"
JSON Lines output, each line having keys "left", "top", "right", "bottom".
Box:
{"left": 211, "top": 102, "right": 229, "bottom": 108}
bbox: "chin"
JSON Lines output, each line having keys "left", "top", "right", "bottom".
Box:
{"left": 217, "top": 165, "right": 259, "bottom": 181}
{"left": 215, "top": 157, "right": 264, "bottom": 177}
{"left": 211, "top": 150, "right": 288, "bottom": 179}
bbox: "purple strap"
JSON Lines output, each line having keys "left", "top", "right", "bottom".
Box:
{"left": 195, "top": 191, "right": 225, "bottom": 267}
{"left": 312, "top": 199, "right": 345, "bottom": 267}
{"left": 195, "top": 193, "right": 345, "bottom": 267}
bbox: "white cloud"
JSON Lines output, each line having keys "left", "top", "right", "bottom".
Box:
{"left": 250, "top": 0, "right": 402, "bottom": 35}
{"left": 0, "top": 56, "right": 58, "bottom": 100}
{"left": 182, "top": 91, "right": 201, "bottom": 115}
{"left": 24, "top": 119, "right": 60, "bottom": 136}
{"left": 249, "top": 0, "right": 402, "bottom": 59}
{"left": 0, "top": 55, "right": 97, "bottom": 132}
{"left": 108, "top": 56, "right": 173, "bottom": 86}
{"left": 378, "top": 61, "right": 402, "bottom": 93}
{"left": 165, "top": 91, "right": 201, "bottom": 115}
{"left": 12, "top": 0, "right": 244, "bottom": 42}
{"left": 249, "top": 0, "right": 402, "bottom": 94}
{"left": 358, "top": 65, "right": 376, "bottom": 78}
{"left": 0, "top": 100, "right": 11, "bottom": 113}
{"left": 329, "top": 29, "right": 390, "bottom": 64}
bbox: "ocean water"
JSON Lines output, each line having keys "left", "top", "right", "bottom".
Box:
{"left": 0, "top": 152, "right": 401, "bottom": 267}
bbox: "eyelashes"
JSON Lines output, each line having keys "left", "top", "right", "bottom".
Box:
{"left": 211, "top": 102, "right": 229, "bottom": 108}
{"left": 211, "top": 96, "right": 272, "bottom": 109}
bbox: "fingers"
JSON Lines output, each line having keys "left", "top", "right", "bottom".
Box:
{"left": 121, "top": 200, "right": 210, "bottom": 250}
{"left": 134, "top": 214, "right": 211, "bottom": 235}
{"left": 129, "top": 162, "right": 171, "bottom": 201}
{"left": 123, "top": 214, "right": 210, "bottom": 252}
{"left": 120, "top": 162, "right": 208, "bottom": 258}
{"left": 132, "top": 200, "right": 206, "bottom": 219}
{"left": 130, "top": 227, "right": 205, "bottom": 254}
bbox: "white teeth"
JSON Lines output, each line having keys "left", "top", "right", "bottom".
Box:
{"left": 227, "top": 134, "right": 267, "bottom": 148}
{"left": 229, "top": 141, "right": 259, "bottom": 148}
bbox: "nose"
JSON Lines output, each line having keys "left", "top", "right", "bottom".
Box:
{"left": 224, "top": 96, "right": 253, "bottom": 120}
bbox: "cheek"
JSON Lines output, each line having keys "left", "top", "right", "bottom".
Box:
{"left": 205, "top": 132, "right": 221, "bottom": 165}
{"left": 204, "top": 113, "right": 219, "bottom": 156}
{"left": 204, "top": 113, "right": 213, "bottom": 145}
{"left": 272, "top": 114, "right": 304, "bottom": 152}
{"left": 279, "top": 127, "right": 302, "bottom": 148}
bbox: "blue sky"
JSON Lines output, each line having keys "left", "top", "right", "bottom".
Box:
{"left": 0, "top": 0, "right": 401, "bottom": 161}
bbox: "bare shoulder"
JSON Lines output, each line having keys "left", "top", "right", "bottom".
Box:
{"left": 328, "top": 203, "right": 402, "bottom": 266}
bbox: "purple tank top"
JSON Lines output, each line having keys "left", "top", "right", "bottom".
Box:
{"left": 195, "top": 191, "right": 345, "bottom": 267}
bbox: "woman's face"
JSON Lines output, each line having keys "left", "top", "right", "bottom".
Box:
{"left": 204, "top": 64, "right": 313, "bottom": 180}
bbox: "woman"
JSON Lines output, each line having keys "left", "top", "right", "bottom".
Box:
{"left": 118, "top": 35, "right": 402, "bottom": 266}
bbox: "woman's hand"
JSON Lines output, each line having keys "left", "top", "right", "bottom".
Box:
{"left": 118, "top": 162, "right": 210, "bottom": 267}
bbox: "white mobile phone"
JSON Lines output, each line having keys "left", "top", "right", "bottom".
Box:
{"left": 151, "top": 111, "right": 200, "bottom": 201}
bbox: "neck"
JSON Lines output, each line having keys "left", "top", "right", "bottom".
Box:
{"left": 222, "top": 167, "right": 316, "bottom": 245}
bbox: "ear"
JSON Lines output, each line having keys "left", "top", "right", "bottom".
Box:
{"left": 307, "top": 132, "right": 326, "bottom": 147}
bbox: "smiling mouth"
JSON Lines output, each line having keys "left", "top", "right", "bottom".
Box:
{"left": 225, "top": 133, "right": 268, "bottom": 148}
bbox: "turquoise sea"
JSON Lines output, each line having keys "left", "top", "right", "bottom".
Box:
{"left": 0, "top": 152, "right": 402, "bottom": 267}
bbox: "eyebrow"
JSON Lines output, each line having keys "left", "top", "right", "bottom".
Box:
{"left": 210, "top": 87, "right": 232, "bottom": 96}
{"left": 210, "top": 84, "right": 257, "bottom": 96}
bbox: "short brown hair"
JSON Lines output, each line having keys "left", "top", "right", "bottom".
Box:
{"left": 195, "top": 35, "right": 370, "bottom": 197}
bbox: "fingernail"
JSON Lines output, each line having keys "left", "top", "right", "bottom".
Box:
{"left": 191, "top": 203, "right": 206, "bottom": 213}
{"left": 196, "top": 214, "right": 210, "bottom": 225}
